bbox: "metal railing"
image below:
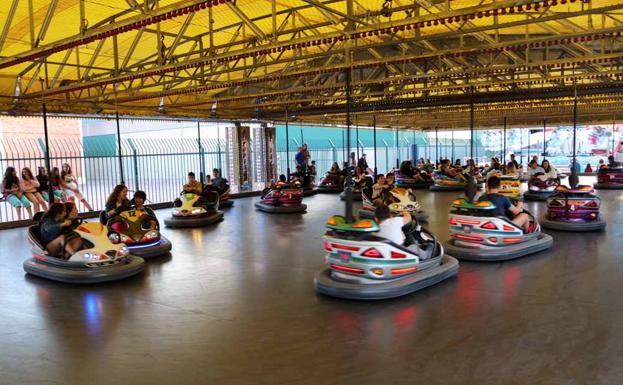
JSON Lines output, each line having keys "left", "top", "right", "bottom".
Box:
{"left": 0, "top": 136, "right": 228, "bottom": 224}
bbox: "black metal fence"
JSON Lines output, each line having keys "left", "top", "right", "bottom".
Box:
{"left": 0, "top": 137, "right": 228, "bottom": 223}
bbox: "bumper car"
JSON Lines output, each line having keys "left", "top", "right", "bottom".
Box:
{"left": 103, "top": 209, "right": 172, "bottom": 259}
{"left": 594, "top": 167, "right": 623, "bottom": 189}
{"left": 164, "top": 191, "right": 223, "bottom": 228}
{"left": 24, "top": 221, "right": 145, "bottom": 284}
{"left": 317, "top": 174, "right": 344, "bottom": 194}
{"left": 429, "top": 171, "right": 468, "bottom": 191}
{"left": 358, "top": 187, "right": 429, "bottom": 222}
{"left": 541, "top": 185, "right": 606, "bottom": 231}
{"left": 314, "top": 216, "right": 459, "bottom": 300}
{"left": 254, "top": 186, "right": 307, "bottom": 213}
{"left": 444, "top": 198, "right": 553, "bottom": 261}
{"left": 523, "top": 177, "right": 558, "bottom": 201}
{"left": 218, "top": 188, "right": 234, "bottom": 208}
{"left": 498, "top": 175, "right": 521, "bottom": 198}
{"left": 394, "top": 170, "right": 433, "bottom": 189}
{"left": 340, "top": 176, "right": 371, "bottom": 201}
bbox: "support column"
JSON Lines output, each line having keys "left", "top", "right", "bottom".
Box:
{"left": 115, "top": 111, "right": 125, "bottom": 184}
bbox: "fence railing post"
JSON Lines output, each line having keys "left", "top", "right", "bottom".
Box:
{"left": 329, "top": 139, "right": 337, "bottom": 163}
{"left": 382, "top": 139, "right": 389, "bottom": 172}
{"left": 127, "top": 138, "right": 140, "bottom": 191}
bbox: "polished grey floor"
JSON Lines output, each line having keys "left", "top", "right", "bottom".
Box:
{"left": 1, "top": 180, "right": 623, "bottom": 385}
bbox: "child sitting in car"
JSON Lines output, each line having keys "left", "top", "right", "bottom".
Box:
{"left": 40, "top": 203, "right": 83, "bottom": 259}
{"left": 183, "top": 172, "right": 202, "bottom": 194}
{"left": 482, "top": 176, "right": 530, "bottom": 233}
{"left": 132, "top": 190, "right": 157, "bottom": 230}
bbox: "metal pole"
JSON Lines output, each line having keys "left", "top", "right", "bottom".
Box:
{"left": 451, "top": 130, "right": 455, "bottom": 162}
{"left": 520, "top": 127, "right": 523, "bottom": 165}
{"left": 570, "top": 94, "right": 579, "bottom": 188}
{"left": 503, "top": 116, "right": 507, "bottom": 165}
{"left": 355, "top": 115, "right": 360, "bottom": 160}
{"left": 395, "top": 128, "right": 399, "bottom": 168}
{"left": 285, "top": 109, "right": 291, "bottom": 180}
{"left": 612, "top": 118, "right": 616, "bottom": 156}
{"left": 373, "top": 115, "right": 377, "bottom": 177}
{"left": 197, "top": 121, "right": 204, "bottom": 184}
{"left": 217, "top": 121, "right": 222, "bottom": 173}
{"left": 470, "top": 94, "right": 475, "bottom": 160}
{"left": 42, "top": 103, "right": 53, "bottom": 204}
{"left": 435, "top": 126, "right": 439, "bottom": 165}
{"left": 115, "top": 111, "right": 125, "bottom": 184}
{"left": 412, "top": 128, "right": 416, "bottom": 163}
{"left": 528, "top": 126, "right": 531, "bottom": 162}
{"left": 341, "top": 127, "right": 345, "bottom": 163}
{"left": 543, "top": 119, "right": 547, "bottom": 160}
{"left": 344, "top": 70, "right": 353, "bottom": 223}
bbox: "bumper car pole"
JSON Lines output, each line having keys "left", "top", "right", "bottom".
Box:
{"left": 345, "top": 69, "right": 354, "bottom": 223}
{"left": 373, "top": 114, "right": 377, "bottom": 178}
{"left": 42, "top": 102, "right": 54, "bottom": 206}
{"left": 569, "top": 95, "right": 579, "bottom": 189}
{"left": 285, "top": 108, "right": 291, "bottom": 181}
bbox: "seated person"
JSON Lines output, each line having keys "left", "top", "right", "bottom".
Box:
{"left": 442, "top": 159, "right": 466, "bottom": 181}
{"left": 526, "top": 160, "right": 544, "bottom": 178}
{"left": 505, "top": 162, "right": 518, "bottom": 176}
{"left": 482, "top": 176, "right": 530, "bottom": 233}
{"left": 371, "top": 174, "right": 387, "bottom": 204}
{"left": 39, "top": 203, "right": 83, "bottom": 259}
{"left": 385, "top": 173, "right": 396, "bottom": 190}
{"left": 104, "top": 185, "right": 131, "bottom": 223}
{"left": 202, "top": 175, "right": 214, "bottom": 195}
{"left": 211, "top": 168, "right": 230, "bottom": 194}
{"left": 607, "top": 155, "right": 620, "bottom": 168}
{"left": 275, "top": 174, "right": 288, "bottom": 187}
{"left": 310, "top": 160, "right": 317, "bottom": 179}
{"left": 183, "top": 172, "right": 202, "bottom": 194}
{"left": 132, "top": 190, "right": 157, "bottom": 230}
{"left": 539, "top": 160, "right": 558, "bottom": 180}
{"left": 598, "top": 158, "right": 606, "bottom": 170}
{"left": 290, "top": 165, "right": 305, "bottom": 184}
{"left": 584, "top": 163, "right": 593, "bottom": 173}
{"left": 374, "top": 205, "right": 431, "bottom": 259}
{"left": 63, "top": 202, "right": 81, "bottom": 230}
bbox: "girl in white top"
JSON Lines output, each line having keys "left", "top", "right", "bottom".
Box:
{"left": 61, "top": 163, "right": 93, "bottom": 211}
{"left": 539, "top": 160, "right": 558, "bottom": 180}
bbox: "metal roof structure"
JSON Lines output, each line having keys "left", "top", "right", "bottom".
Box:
{"left": 1, "top": 0, "right": 623, "bottom": 129}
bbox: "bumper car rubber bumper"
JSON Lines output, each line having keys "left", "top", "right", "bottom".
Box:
{"left": 317, "top": 185, "right": 343, "bottom": 194}
{"left": 23, "top": 255, "right": 145, "bottom": 284}
{"left": 358, "top": 209, "right": 429, "bottom": 222}
{"left": 540, "top": 214, "right": 606, "bottom": 232}
{"left": 340, "top": 191, "right": 363, "bottom": 201}
{"left": 429, "top": 184, "right": 465, "bottom": 192}
{"left": 219, "top": 200, "right": 234, "bottom": 208}
{"left": 523, "top": 190, "right": 555, "bottom": 201}
{"left": 164, "top": 211, "right": 224, "bottom": 228}
{"left": 444, "top": 233, "right": 553, "bottom": 261}
{"left": 593, "top": 183, "right": 623, "bottom": 189}
{"left": 127, "top": 236, "right": 172, "bottom": 259}
{"left": 302, "top": 188, "right": 317, "bottom": 197}
{"left": 314, "top": 254, "right": 459, "bottom": 300}
{"left": 395, "top": 181, "right": 434, "bottom": 189}
{"left": 254, "top": 202, "right": 307, "bottom": 213}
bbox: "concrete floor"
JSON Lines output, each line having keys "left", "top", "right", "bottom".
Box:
{"left": 1, "top": 181, "right": 623, "bottom": 385}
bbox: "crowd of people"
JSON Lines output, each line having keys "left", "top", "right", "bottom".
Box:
{"left": 2, "top": 164, "right": 93, "bottom": 220}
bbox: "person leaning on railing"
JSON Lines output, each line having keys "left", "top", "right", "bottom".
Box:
{"left": 2, "top": 166, "right": 33, "bottom": 221}
{"left": 61, "top": 163, "right": 94, "bottom": 212}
